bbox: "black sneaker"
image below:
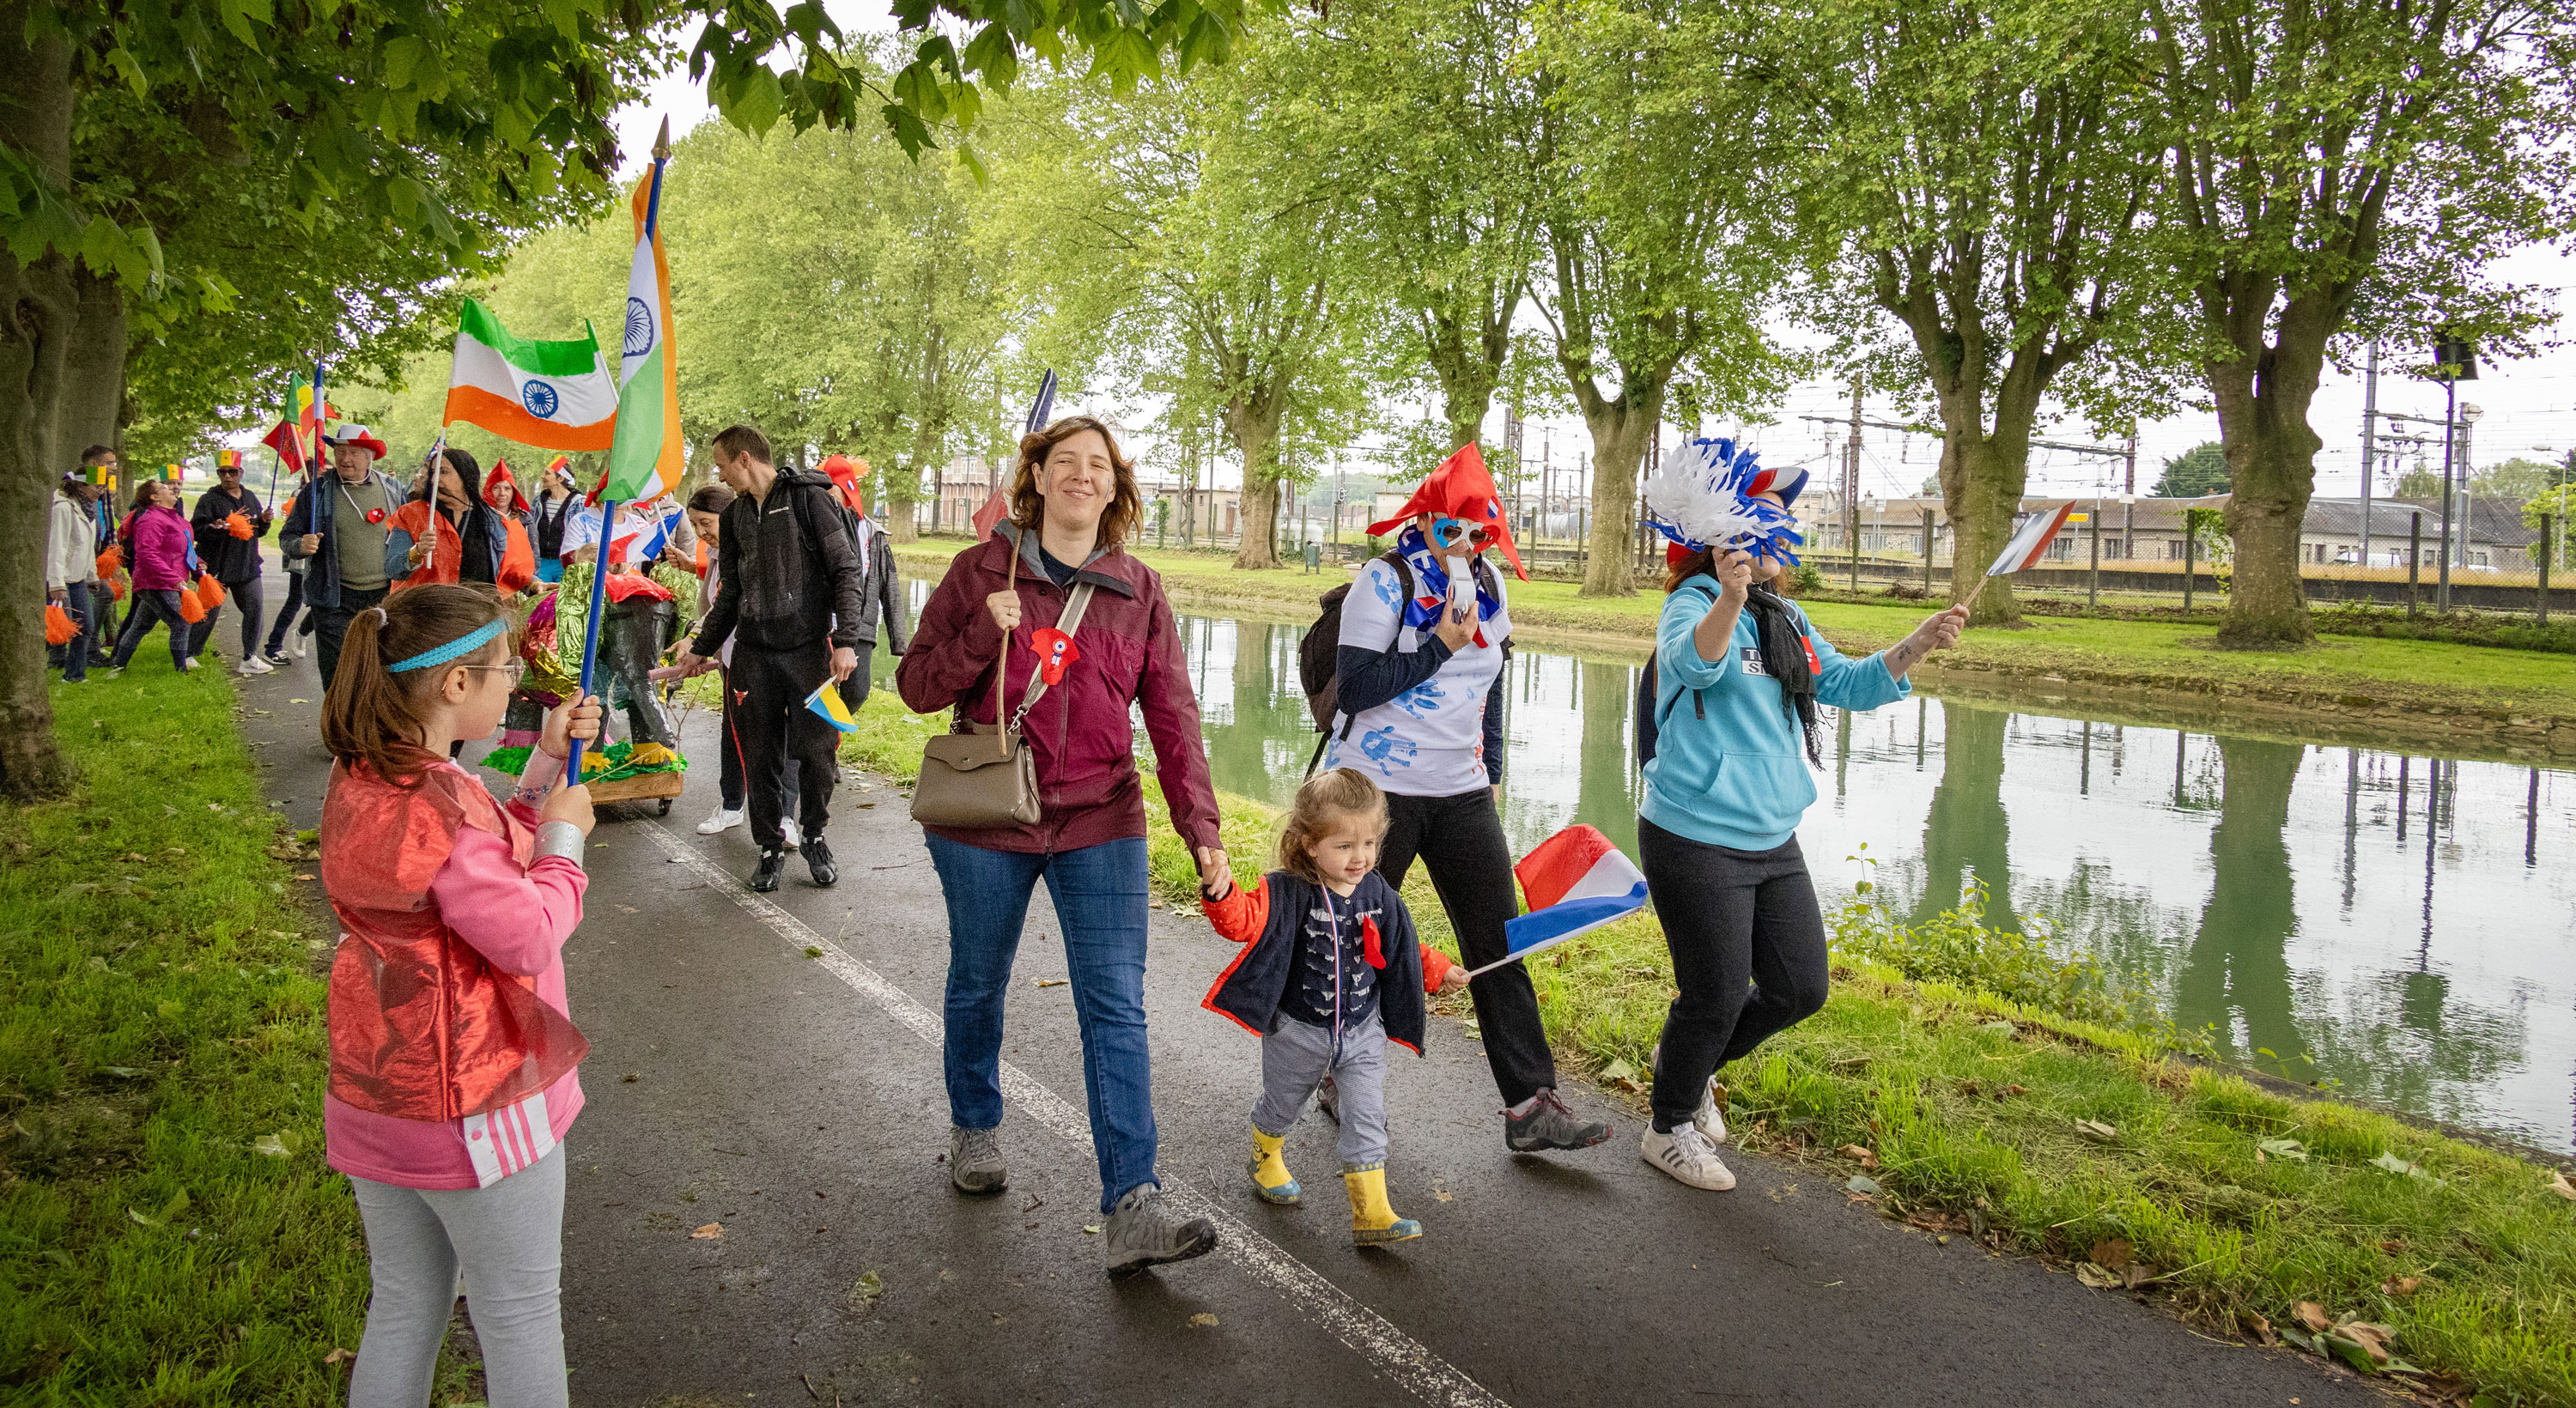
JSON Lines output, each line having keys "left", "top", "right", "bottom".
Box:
{"left": 1504, "top": 1089, "right": 1612, "bottom": 1152}
{"left": 749, "top": 848, "right": 787, "bottom": 894}
{"left": 804, "top": 836, "right": 837, "bottom": 887}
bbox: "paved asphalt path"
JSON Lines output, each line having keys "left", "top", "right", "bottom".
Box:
{"left": 227, "top": 580, "right": 2370, "bottom": 1408}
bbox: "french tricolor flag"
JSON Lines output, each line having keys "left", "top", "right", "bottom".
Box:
{"left": 1468, "top": 825, "right": 1650, "bottom": 978}
{"left": 1983, "top": 502, "right": 2077, "bottom": 576}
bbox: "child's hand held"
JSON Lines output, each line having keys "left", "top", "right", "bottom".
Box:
{"left": 541, "top": 783, "right": 595, "bottom": 835}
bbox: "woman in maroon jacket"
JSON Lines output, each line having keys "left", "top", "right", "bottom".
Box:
{"left": 896, "top": 415, "right": 1230, "bottom": 1278}
{"left": 105, "top": 480, "right": 198, "bottom": 676}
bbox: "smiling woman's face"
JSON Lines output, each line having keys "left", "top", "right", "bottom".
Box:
{"left": 1036, "top": 428, "right": 1115, "bottom": 536}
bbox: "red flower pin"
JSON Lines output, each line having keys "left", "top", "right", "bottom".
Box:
{"left": 364, "top": 507, "right": 386, "bottom": 525}
{"left": 1031, "top": 627, "right": 1081, "bottom": 686}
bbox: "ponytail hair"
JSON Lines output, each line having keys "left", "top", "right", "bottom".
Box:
{"left": 322, "top": 584, "right": 509, "bottom": 788}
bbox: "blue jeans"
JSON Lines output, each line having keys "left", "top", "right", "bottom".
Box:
{"left": 926, "top": 832, "right": 1157, "bottom": 1212}
{"left": 52, "top": 581, "right": 96, "bottom": 682}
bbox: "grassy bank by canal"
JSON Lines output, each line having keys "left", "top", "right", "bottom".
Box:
{"left": 0, "top": 664, "right": 461, "bottom": 1402}
{"left": 890, "top": 538, "right": 2576, "bottom": 756}
{"left": 844, "top": 701, "right": 2576, "bottom": 1404}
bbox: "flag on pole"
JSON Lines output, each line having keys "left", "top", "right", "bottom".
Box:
{"left": 1983, "top": 502, "right": 2078, "bottom": 576}
{"left": 1465, "top": 825, "right": 1651, "bottom": 979}
{"left": 974, "top": 369, "right": 1059, "bottom": 542}
{"left": 261, "top": 420, "right": 305, "bottom": 474}
{"left": 598, "top": 161, "right": 683, "bottom": 505}
{"left": 443, "top": 299, "right": 619, "bottom": 451}
{"left": 805, "top": 681, "right": 860, "bottom": 732}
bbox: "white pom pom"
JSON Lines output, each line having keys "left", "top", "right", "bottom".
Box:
{"left": 1643, "top": 439, "right": 1772, "bottom": 551}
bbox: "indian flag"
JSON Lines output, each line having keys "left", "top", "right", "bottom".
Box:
{"left": 599, "top": 161, "right": 683, "bottom": 504}
{"left": 443, "top": 299, "right": 617, "bottom": 451}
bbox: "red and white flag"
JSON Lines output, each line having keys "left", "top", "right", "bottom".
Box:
{"left": 1983, "top": 503, "right": 2076, "bottom": 577}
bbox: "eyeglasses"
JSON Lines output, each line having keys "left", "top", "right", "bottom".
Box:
{"left": 462, "top": 659, "right": 526, "bottom": 688}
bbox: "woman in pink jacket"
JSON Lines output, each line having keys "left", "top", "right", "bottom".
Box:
{"left": 105, "top": 479, "right": 198, "bottom": 676}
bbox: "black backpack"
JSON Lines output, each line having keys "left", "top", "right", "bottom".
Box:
{"left": 1297, "top": 549, "right": 1501, "bottom": 775}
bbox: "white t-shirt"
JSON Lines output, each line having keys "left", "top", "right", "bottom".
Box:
{"left": 1323, "top": 555, "right": 1510, "bottom": 798}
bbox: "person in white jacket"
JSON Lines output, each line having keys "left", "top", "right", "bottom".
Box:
{"left": 46, "top": 474, "right": 105, "bottom": 683}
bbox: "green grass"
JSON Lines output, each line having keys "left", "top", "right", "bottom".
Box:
{"left": 892, "top": 538, "right": 2576, "bottom": 725}
{"left": 0, "top": 660, "right": 438, "bottom": 1403}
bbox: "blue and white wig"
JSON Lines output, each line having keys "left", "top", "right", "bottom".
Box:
{"left": 1641, "top": 437, "right": 1806, "bottom": 566}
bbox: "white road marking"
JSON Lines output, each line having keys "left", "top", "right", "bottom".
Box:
{"left": 639, "top": 820, "right": 1510, "bottom": 1408}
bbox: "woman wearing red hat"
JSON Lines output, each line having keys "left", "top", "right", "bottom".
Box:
{"left": 1332, "top": 444, "right": 1613, "bottom": 1156}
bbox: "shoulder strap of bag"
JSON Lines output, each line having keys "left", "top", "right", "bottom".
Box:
{"left": 1008, "top": 579, "right": 1095, "bottom": 732}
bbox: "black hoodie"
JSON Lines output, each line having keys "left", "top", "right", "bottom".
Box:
{"left": 689, "top": 466, "right": 866, "bottom": 655}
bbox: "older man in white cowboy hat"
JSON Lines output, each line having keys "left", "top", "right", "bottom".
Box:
{"left": 278, "top": 422, "right": 406, "bottom": 689}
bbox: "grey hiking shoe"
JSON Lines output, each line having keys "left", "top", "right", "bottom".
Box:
{"left": 950, "top": 1126, "right": 1006, "bottom": 1194}
{"left": 1103, "top": 1184, "right": 1217, "bottom": 1278}
{"left": 1504, "top": 1088, "right": 1612, "bottom": 1152}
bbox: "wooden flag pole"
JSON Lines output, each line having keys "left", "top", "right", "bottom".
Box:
{"left": 1956, "top": 571, "right": 1994, "bottom": 616}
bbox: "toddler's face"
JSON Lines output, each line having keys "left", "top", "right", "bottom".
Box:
{"left": 1306, "top": 816, "right": 1382, "bottom": 889}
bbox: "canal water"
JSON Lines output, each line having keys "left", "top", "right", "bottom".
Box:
{"left": 1159, "top": 609, "right": 2576, "bottom": 1156}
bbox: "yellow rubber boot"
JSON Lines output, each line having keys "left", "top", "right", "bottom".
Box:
{"left": 1248, "top": 1126, "right": 1301, "bottom": 1205}
{"left": 1342, "top": 1162, "right": 1422, "bottom": 1246}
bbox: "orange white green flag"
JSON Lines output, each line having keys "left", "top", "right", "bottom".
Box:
{"left": 598, "top": 154, "right": 681, "bottom": 504}
{"left": 442, "top": 299, "right": 617, "bottom": 451}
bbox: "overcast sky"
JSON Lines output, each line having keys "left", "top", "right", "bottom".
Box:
{"left": 609, "top": 22, "right": 2575, "bottom": 504}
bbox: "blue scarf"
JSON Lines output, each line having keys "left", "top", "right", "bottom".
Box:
{"left": 1394, "top": 525, "right": 1502, "bottom": 641}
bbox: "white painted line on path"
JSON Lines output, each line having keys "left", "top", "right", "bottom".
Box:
{"left": 638, "top": 820, "right": 1511, "bottom": 1408}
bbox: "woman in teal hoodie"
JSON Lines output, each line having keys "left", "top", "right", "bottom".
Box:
{"left": 1633, "top": 440, "right": 1965, "bottom": 1192}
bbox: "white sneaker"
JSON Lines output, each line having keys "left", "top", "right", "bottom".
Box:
{"left": 1693, "top": 1076, "right": 1728, "bottom": 1144}
{"left": 781, "top": 831, "right": 800, "bottom": 851}
{"left": 179, "top": 658, "right": 199, "bottom": 673}
{"left": 237, "top": 656, "right": 273, "bottom": 677}
{"left": 1641, "top": 1124, "right": 1736, "bottom": 1190}
{"left": 696, "top": 807, "right": 744, "bottom": 835}
{"left": 291, "top": 635, "right": 307, "bottom": 658}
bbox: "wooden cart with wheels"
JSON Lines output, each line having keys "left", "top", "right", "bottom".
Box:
{"left": 583, "top": 768, "right": 684, "bottom": 817}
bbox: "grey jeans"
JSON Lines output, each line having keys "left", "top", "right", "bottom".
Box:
{"left": 348, "top": 1142, "right": 568, "bottom": 1408}
{"left": 1252, "top": 1010, "right": 1389, "bottom": 1168}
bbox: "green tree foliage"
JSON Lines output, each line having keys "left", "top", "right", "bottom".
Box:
{"left": 1273, "top": 0, "right": 1544, "bottom": 455}
{"left": 2150, "top": 440, "right": 2231, "bottom": 497}
{"left": 1760, "top": 0, "right": 2162, "bottom": 625}
{"left": 1529, "top": 0, "right": 1789, "bottom": 597}
{"left": 996, "top": 56, "right": 1379, "bottom": 570}
{"left": 2471, "top": 456, "right": 2569, "bottom": 505}
{"left": 2140, "top": 0, "right": 2576, "bottom": 649}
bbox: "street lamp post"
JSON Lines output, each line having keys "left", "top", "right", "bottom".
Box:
{"left": 2433, "top": 331, "right": 2477, "bottom": 614}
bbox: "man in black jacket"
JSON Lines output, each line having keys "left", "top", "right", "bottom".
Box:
{"left": 188, "top": 454, "right": 274, "bottom": 675}
{"left": 671, "top": 425, "right": 867, "bottom": 893}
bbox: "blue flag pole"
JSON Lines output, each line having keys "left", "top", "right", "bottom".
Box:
{"left": 562, "top": 497, "right": 617, "bottom": 781}
{"left": 563, "top": 124, "right": 671, "bottom": 782}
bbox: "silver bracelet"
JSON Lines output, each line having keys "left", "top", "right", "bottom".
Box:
{"left": 532, "top": 820, "right": 586, "bottom": 867}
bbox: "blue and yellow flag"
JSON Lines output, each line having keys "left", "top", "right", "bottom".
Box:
{"left": 805, "top": 682, "right": 858, "bottom": 733}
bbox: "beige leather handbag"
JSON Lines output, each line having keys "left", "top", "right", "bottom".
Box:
{"left": 910, "top": 543, "right": 1096, "bottom": 829}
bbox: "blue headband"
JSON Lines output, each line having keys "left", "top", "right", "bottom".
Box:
{"left": 387, "top": 617, "right": 507, "bottom": 672}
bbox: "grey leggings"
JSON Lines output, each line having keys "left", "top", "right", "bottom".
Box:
{"left": 1253, "top": 1010, "right": 1389, "bottom": 1168}
{"left": 348, "top": 1143, "right": 568, "bottom": 1408}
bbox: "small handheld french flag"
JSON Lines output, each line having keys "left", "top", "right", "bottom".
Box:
{"left": 1983, "top": 502, "right": 2076, "bottom": 577}
{"left": 1467, "top": 825, "right": 1650, "bottom": 979}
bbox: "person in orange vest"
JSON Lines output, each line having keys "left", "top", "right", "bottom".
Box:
{"left": 387, "top": 446, "right": 537, "bottom": 595}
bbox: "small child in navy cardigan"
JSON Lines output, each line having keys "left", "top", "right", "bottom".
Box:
{"left": 1200, "top": 768, "right": 1464, "bottom": 1246}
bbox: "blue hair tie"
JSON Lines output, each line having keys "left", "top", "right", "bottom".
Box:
{"left": 388, "top": 617, "right": 507, "bottom": 672}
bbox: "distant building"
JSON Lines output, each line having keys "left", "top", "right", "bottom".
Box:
{"left": 1842, "top": 493, "right": 2538, "bottom": 570}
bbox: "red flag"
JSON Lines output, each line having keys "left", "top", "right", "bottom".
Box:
{"left": 261, "top": 420, "right": 307, "bottom": 474}
{"left": 972, "top": 486, "right": 1010, "bottom": 543}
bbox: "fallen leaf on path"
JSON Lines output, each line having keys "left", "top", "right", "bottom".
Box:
{"left": 1034, "top": 978, "right": 1069, "bottom": 987}
{"left": 2088, "top": 1237, "right": 2134, "bottom": 1271}
{"left": 2381, "top": 1277, "right": 2422, "bottom": 1297}
{"left": 2000, "top": 1083, "right": 2027, "bottom": 1097}
{"left": 804, "top": 947, "right": 824, "bottom": 958}
{"left": 2239, "top": 1310, "right": 2275, "bottom": 1344}
{"left": 1980, "top": 1021, "right": 2017, "bottom": 1037}
{"left": 293, "top": 873, "right": 315, "bottom": 881}
{"left": 321, "top": 1347, "right": 355, "bottom": 1367}
{"left": 2293, "top": 1302, "right": 2332, "bottom": 1333}
{"left": 2075, "top": 1119, "right": 2118, "bottom": 1143}
{"left": 690, "top": 1223, "right": 723, "bottom": 1240}
{"left": 1844, "top": 1174, "right": 1880, "bottom": 1197}
{"left": 2370, "top": 1151, "right": 2438, "bottom": 1182}
{"left": 1836, "top": 1144, "right": 1880, "bottom": 1171}
{"left": 1434, "top": 1189, "right": 1454, "bottom": 1202}
{"left": 1082, "top": 1224, "right": 1101, "bottom": 1235}
{"left": 249, "top": 1132, "right": 296, "bottom": 1159}
{"left": 1188, "top": 1314, "right": 1218, "bottom": 1327}
{"left": 2122, "top": 1262, "right": 2159, "bottom": 1290}
{"left": 848, "top": 1271, "right": 883, "bottom": 1310}
{"left": 2073, "top": 1262, "right": 2122, "bottom": 1290}
{"left": 290, "top": 698, "right": 310, "bottom": 704}
{"left": 2549, "top": 1171, "right": 2576, "bottom": 1201}
{"left": 2257, "top": 1138, "right": 2309, "bottom": 1162}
